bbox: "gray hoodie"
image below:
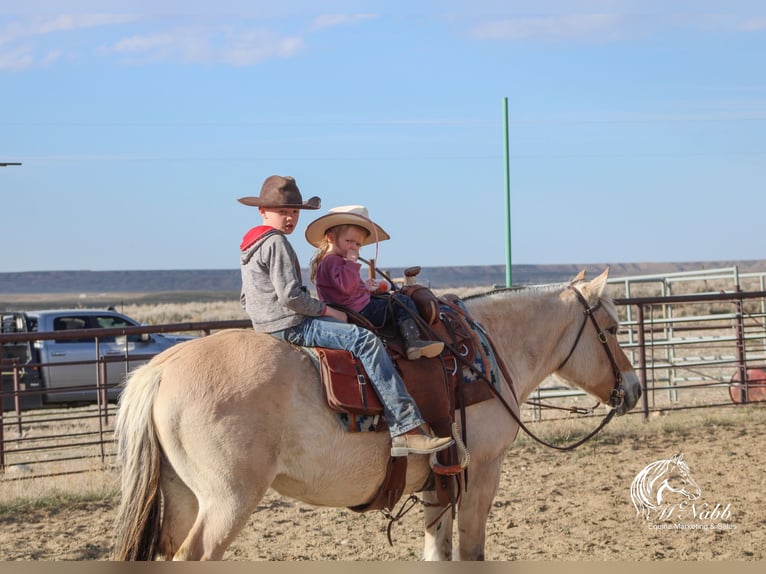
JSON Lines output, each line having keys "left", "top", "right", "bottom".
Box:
{"left": 240, "top": 230, "right": 325, "bottom": 333}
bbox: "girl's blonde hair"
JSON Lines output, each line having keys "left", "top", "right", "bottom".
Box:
{"left": 309, "top": 224, "right": 369, "bottom": 283}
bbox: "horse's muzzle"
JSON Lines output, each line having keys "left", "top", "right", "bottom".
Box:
{"left": 614, "top": 371, "right": 642, "bottom": 415}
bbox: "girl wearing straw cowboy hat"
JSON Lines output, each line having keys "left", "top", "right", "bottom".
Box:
{"left": 306, "top": 205, "right": 444, "bottom": 361}
{"left": 239, "top": 175, "right": 452, "bottom": 458}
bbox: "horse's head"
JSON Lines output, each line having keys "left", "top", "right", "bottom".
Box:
{"left": 659, "top": 453, "right": 702, "bottom": 503}
{"left": 554, "top": 269, "right": 642, "bottom": 416}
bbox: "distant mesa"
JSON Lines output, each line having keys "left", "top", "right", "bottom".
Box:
{"left": 1, "top": 261, "right": 764, "bottom": 294}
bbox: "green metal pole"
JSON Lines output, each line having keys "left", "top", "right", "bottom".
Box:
{"left": 503, "top": 97, "right": 512, "bottom": 287}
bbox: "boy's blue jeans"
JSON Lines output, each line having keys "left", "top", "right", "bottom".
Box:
{"left": 271, "top": 317, "right": 424, "bottom": 437}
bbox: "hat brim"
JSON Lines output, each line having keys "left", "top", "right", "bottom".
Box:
{"left": 305, "top": 213, "right": 390, "bottom": 247}
{"left": 238, "top": 196, "right": 321, "bottom": 209}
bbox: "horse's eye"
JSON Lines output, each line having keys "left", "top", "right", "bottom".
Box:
{"left": 606, "top": 325, "right": 619, "bottom": 335}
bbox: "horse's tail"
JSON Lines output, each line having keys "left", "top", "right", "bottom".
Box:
{"left": 112, "top": 361, "right": 164, "bottom": 561}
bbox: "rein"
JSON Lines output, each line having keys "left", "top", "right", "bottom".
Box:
{"left": 479, "top": 328, "right": 617, "bottom": 451}
{"left": 366, "top": 273, "right": 625, "bottom": 539}
{"left": 438, "top": 286, "right": 624, "bottom": 451}
{"left": 357, "top": 262, "right": 625, "bottom": 451}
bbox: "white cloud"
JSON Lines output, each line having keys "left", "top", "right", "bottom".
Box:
{"left": 40, "top": 49, "right": 62, "bottom": 66}
{"left": 112, "top": 33, "right": 174, "bottom": 54}
{"left": 0, "top": 14, "right": 136, "bottom": 44}
{"left": 471, "top": 10, "right": 766, "bottom": 43}
{"left": 741, "top": 17, "right": 766, "bottom": 31}
{"left": 473, "top": 14, "right": 626, "bottom": 43}
{"left": 37, "top": 13, "right": 137, "bottom": 34}
{"left": 105, "top": 27, "right": 304, "bottom": 66}
{"left": 0, "top": 46, "right": 34, "bottom": 70}
{"left": 311, "top": 13, "right": 378, "bottom": 30}
{"left": 1, "top": 12, "right": 307, "bottom": 69}
{"left": 0, "top": 22, "right": 25, "bottom": 47}
{"left": 0, "top": 13, "right": 138, "bottom": 70}
{"left": 221, "top": 29, "right": 303, "bottom": 66}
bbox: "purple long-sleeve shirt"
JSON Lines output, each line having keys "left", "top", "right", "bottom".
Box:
{"left": 314, "top": 253, "right": 370, "bottom": 313}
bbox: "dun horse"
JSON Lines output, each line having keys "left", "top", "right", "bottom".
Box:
{"left": 113, "top": 269, "right": 641, "bottom": 560}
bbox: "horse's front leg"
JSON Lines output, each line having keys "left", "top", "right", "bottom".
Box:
{"left": 421, "top": 489, "right": 454, "bottom": 560}
{"left": 456, "top": 456, "right": 504, "bottom": 560}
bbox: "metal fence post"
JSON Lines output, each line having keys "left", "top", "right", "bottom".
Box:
{"left": 734, "top": 297, "right": 748, "bottom": 404}
{"left": 636, "top": 304, "right": 649, "bottom": 422}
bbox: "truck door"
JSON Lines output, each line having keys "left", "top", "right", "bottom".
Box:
{"left": 38, "top": 314, "right": 129, "bottom": 403}
{"left": 38, "top": 315, "right": 97, "bottom": 402}
{"left": 2, "top": 312, "right": 42, "bottom": 410}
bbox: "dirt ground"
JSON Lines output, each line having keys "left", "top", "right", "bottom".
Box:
{"left": 1, "top": 405, "right": 764, "bottom": 561}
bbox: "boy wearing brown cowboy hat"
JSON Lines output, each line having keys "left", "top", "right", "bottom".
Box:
{"left": 306, "top": 205, "right": 444, "bottom": 360}
{"left": 239, "top": 175, "right": 452, "bottom": 457}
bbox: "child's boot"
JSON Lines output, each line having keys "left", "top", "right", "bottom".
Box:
{"left": 400, "top": 318, "right": 444, "bottom": 360}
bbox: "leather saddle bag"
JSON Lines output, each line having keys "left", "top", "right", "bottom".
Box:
{"left": 317, "top": 347, "right": 384, "bottom": 415}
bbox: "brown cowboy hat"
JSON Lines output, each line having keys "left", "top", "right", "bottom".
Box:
{"left": 238, "top": 175, "right": 321, "bottom": 209}
{"left": 305, "top": 205, "right": 390, "bottom": 247}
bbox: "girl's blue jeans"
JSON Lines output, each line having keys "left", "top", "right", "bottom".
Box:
{"left": 360, "top": 292, "right": 417, "bottom": 329}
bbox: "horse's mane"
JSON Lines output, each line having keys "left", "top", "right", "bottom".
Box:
{"left": 461, "top": 281, "right": 619, "bottom": 323}
{"left": 461, "top": 282, "right": 569, "bottom": 301}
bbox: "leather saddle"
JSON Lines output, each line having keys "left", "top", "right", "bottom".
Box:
{"left": 314, "top": 283, "right": 498, "bottom": 512}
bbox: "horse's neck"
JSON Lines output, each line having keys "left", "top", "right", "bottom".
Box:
{"left": 465, "top": 288, "right": 570, "bottom": 403}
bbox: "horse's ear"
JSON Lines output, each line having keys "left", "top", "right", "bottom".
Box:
{"left": 570, "top": 269, "right": 586, "bottom": 284}
{"left": 588, "top": 268, "right": 610, "bottom": 295}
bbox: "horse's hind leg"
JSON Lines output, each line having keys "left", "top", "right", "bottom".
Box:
{"left": 172, "top": 466, "right": 276, "bottom": 560}
{"left": 173, "top": 482, "right": 268, "bottom": 560}
{"left": 157, "top": 466, "right": 198, "bottom": 560}
{"left": 422, "top": 490, "right": 454, "bottom": 560}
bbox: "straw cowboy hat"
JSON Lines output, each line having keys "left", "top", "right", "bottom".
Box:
{"left": 305, "top": 205, "right": 391, "bottom": 247}
{"left": 238, "top": 175, "right": 321, "bottom": 209}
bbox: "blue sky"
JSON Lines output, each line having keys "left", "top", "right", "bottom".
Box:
{"left": 1, "top": 1, "right": 765, "bottom": 273}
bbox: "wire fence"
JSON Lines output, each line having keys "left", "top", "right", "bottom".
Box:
{"left": 3, "top": 267, "right": 766, "bottom": 481}
{"left": 527, "top": 267, "right": 766, "bottom": 420}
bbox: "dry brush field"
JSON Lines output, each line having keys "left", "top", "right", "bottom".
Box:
{"left": 1, "top": 290, "right": 765, "bottom": 561}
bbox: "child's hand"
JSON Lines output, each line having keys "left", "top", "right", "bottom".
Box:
{"left": 365, "top": 279, "right": 389, "bottom": 293}
{"left": 323, "top": 306, "right": 348, "bottom": 322}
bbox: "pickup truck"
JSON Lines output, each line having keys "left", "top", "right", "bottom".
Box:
{"left": 1, "top": 309, "right": 194, "bottom": 409}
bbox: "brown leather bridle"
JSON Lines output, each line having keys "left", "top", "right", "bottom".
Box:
{"left": 556, "top": 285, "right": 627, "bottom": 411}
